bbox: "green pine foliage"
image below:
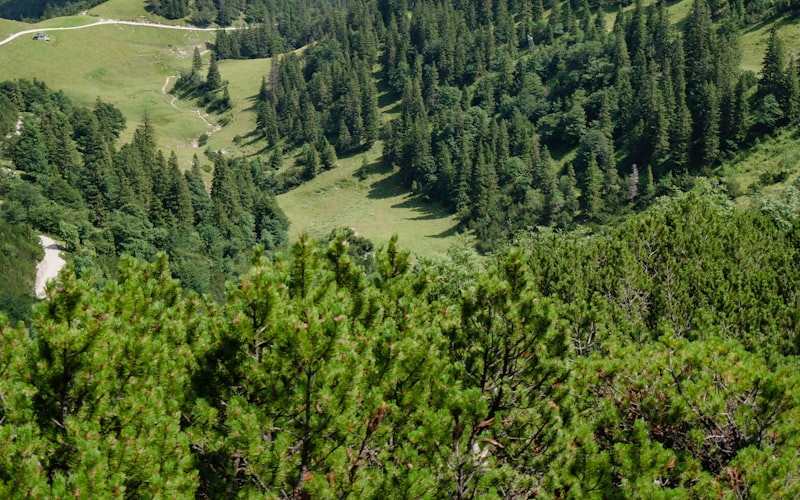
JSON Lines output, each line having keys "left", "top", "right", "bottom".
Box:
{"left": 2, "top": 193, "right": 800, "bottom": 496}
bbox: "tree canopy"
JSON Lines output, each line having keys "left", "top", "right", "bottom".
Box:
{"left": 2, "top": 193, "right": 800, "bottom": 496}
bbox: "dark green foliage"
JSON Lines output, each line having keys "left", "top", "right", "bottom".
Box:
{"left": 10, "top": 117, "right": 48, "bottom": 174}
{"left": 148, "top": 0, "right": 189, "bottom": 19}
{"left": 0, "top": 0, "right": 105, "bottom": 21}
{"left": 230, "top": 0, "right": 793, "bottom": 251}
{"left": 205, "top": 56, "right": 222, "bottom": 91}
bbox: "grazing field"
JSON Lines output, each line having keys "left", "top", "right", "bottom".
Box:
{"left": 0, "top": 17, "right": 26, "bottom": 39}
{"left": 277, "top": 147, "right": 462, "bottom": 258}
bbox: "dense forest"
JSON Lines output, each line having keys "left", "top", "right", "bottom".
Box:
{"left": 0, "top": 79, "right": 289, "bottom": 323}
{"left": 2, "top": 193, "right": 800, "bottom": 497}
{"left": 226, "top": 0, "right": 800, "bottom": 250}
{"left": 0, "top": 0, "right": 106, "bottom": 20}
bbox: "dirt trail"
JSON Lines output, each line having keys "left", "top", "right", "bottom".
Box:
{"left": 161, "top": 75, "right": 174, "bottom": 94}
{"left": 35, "top": 235, "right": 66, "bottom": 299}
{"left": 0, "top": 18, "right": 241, "bottom": 47}
{"left": 161, "top": 67, "right": 223, "bottom": 146}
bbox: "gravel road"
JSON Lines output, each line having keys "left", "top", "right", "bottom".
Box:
{"left": 35, "top": 235, "right": 65, "bottom": 299}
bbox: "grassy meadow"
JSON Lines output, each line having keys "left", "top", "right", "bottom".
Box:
{"left": 277, "top": 147, "right": 461, "bottom": 258}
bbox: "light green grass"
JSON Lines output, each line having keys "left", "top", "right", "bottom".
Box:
{"left": 203, "top": 58, "right": 272, "bottom": 155}
{"left": 278, "top": 149, "right": 461, "bottom": 258}
{"left": 0, "top": 18, "right": 27, "bottom": 39}
{"left": 35, "top": 15, "right": 98, "bottom": 29}
{"left": 718, "top": 126, "right": 800, "bottom": 199}
{"left": 741, "top": 16, "right": 800, "bottom": 74}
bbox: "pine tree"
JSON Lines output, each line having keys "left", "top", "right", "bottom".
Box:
{"left": 684, "top": 0, "right": 716, "bottom": 87}
{"left": 640, "top": 163, "right": 656, "bottom": 199}
{"left": 583, "top": 152, "right": 604, "bottom": 219}
{"left": 185, "top": 159, "right": 214, "bottom": 226}
{"left": 166, "top": 151, "right": 194, "bottom": 227}
{"left": 559, "top": 163, "right": 579, "bottom": 224}
{"left": 731, "top": 75, "right": 751, "bottom": 144}
{"left": 783, "top": 58, "right": 800, "bottom": 123}
{"left": 759, "top": 27, "right": 785, "bottom": 100}
{"left": 192, "top": 46, "right": 203, "bottom": 74}
{"left": 695, "top": 82, "right": 721, "bottom": 167}
{"left": 320, "top": 138, "right": 338, "bottom": 169}
{"left": 670, "top": 38, "right": 692, "bottom": 171}
{"left": 302, "top": 143, "right": 321, "bottom": 180}
{"left": 12, "top": 117, "right": 48, "bottom": 174}
{"left": 206, "top": 56, "right": 222, "bottom": 90}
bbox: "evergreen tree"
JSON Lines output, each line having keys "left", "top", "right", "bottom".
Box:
{"left": 165, "top": 151, "right": 194, "bottom": 227}
{"left": 583, "top": 152, "right": 604, "bottom": 219}
{"left": 695, "top": 82, "right": 721, "bottom": 167}
{"left": 206, "top": 56, "right": 222, "bottom": 90}
{"left": 759, "top": 27, "right": 785, "bottom": 101}
{"left": 185, "top": 158, "right": 214, "bottom": 226}
{"left": 12, "top": 117, "right": 48, "bottom": 174}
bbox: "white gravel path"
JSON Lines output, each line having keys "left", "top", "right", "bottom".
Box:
{"left": 35, "top": 235, "right": 65, "bottom": 299}
{"left": 0, "top": 18, "right": 241, "bottom": 47}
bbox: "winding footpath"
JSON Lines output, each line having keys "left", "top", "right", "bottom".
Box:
{"left": 0, "top": 18, "right": 240, "bottom": 47}
{"left": 35, "top": 235, "right": 66, "bottom": 299}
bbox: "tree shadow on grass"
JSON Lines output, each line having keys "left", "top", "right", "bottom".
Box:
{"left": 430, "top": 223, "right": 460, "bottom": 239}
{"left": 366, "top": 164, "right": 405, "bottom": 199}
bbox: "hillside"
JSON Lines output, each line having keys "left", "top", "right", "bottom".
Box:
{"left": 1, "top": 0, "right": 800, "bottom": 281}
{"left": 4, "top": 0, "right": 800, "bottom": 496}
{"left": 2, "top": 0, "right": 800, "bottom": 255}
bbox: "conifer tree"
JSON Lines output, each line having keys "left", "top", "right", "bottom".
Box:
{"left": 206, "top": 56, "right": 222, "bottom": 90}
{"left": 731, "top": 75, "right": 751, "bottom": 144}
{"left": 760, "top": 27, "right": 785, "bottom": 101}
{"left": 12, "top": 117, "right": 48, "bottom": 174}
{"left": 192, "top": 46, "right": 203, "bottom": 74}
{"left": 783, "top": 58, "right": 800, "bottom": 124}
{"left": 166, "top": 151, "right": 194, "bottom": 227}
{"left": 185, "top": 158, "right": 214, "bottom": 226}
{"left": 695, "top": 82, "right": 721, "bottom": 167}
{"left": 583, "top": 152, "right": 604, "bottom": 219}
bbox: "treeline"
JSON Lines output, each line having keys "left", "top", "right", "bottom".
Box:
{"left": 0, "top": 0, "right": 105, "bottom": 21}
{"left": 1, "top": 193, "right": 800, "bottom": 496}
{"left": 224, "top": 0, "right": 800, "bottom": 251}
{"left": 0, "top": 79, "right": 288, "bottom": 309}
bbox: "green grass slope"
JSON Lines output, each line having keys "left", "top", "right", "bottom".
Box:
{"left": 277, "top": 148, "right": 461, "bottom": 258}
{"left": 88, "top": 0, "right": 156, "bottom": 22}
